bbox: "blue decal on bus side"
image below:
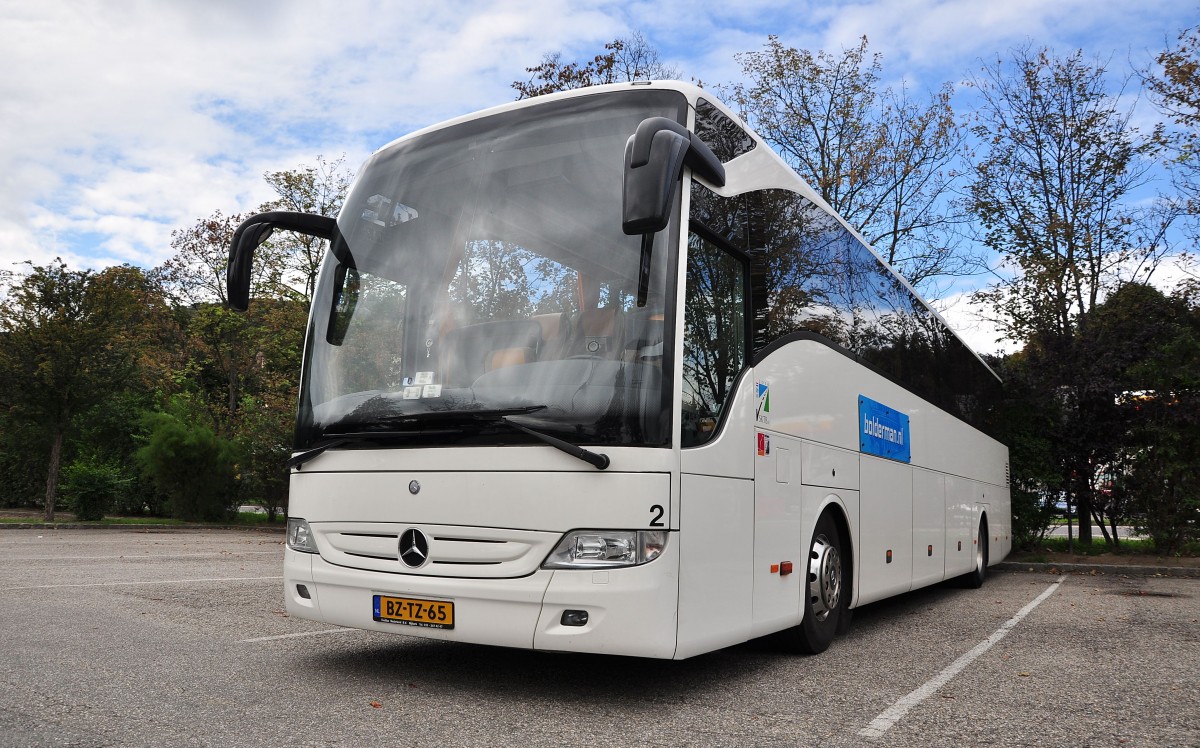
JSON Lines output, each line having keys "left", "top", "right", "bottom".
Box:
{"left": 859, "top": 395, "right": 910, "bottom": 463}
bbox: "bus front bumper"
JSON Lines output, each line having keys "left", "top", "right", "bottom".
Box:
{"left": 284, "top": 544, "right": 680, "bottom": 658}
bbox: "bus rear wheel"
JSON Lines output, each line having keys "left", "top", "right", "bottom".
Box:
{"left": 959, "top": 517, "right": 989, "bottom": 589}
{"left": 781, "top": 511, "right": 846, "bottom": 654}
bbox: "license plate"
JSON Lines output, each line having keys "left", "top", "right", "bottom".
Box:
{"left": 373, "top": 595, "right": 454, "bottom": 629}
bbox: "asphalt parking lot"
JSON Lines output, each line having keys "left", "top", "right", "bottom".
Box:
{"left": 1, "top": 528, "right": 1196, "bottom": 747}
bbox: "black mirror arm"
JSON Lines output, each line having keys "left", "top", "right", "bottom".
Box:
{"left": 227, "top": 211, "right": 337, "bottom": 312}
{"left": 628, "top": 117, "right": 726, "bottom": 188}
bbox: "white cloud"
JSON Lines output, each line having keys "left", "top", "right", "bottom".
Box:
{"left": 0, "top": 0, "right": 1193, "bottom": 275}
{"left": 0, "top": 0, "right": 632, "bottom": 271}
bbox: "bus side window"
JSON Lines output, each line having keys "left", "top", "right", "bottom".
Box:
{"left": 681, "top": 231, "right": 748, "bottom": 447}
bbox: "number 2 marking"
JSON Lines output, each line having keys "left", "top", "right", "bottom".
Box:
{"left": 649, "top": 504, "right": 665, "bottom": 527}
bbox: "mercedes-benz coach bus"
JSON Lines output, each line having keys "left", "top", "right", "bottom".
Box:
{"left": 227, "top": 81, "right": 1009, "bottom": 659}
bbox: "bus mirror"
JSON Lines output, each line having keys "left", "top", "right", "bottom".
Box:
{"left": 621, "top": 117, "right": 726, "bottom": 306}
{"left": 621, "top": 117, "right": 725, "bottom": 236}
{"left": 227, "top": 211, "right": 337, "bottom": 311}
{"left": 326, "top": 264, "right": 360, "bottom": 346}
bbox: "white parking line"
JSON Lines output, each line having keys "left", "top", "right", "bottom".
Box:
{"left": 858, "top": 576, "right": 1067, "bottom": 740}
{"left": 11, "top": 552, "right": 278, "bottom": 561}
{"left": 2, "top": 576, "right": 283, "bottom": 591}
{"left": 238, "top": 628, "right": 360, "bottom": 643}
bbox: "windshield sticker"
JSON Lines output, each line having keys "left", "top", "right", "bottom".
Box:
{"left": 414, "top": 371, "right": 435, "bottom": 385}
{"left": 859, "top": 395, "right": 910, "bottom": 463}
{"left": 756, "top": 381, "right": 771, "bottom": 424}
{"left": 422, "top": 384, "right": 442, "bottom": 398}
{"left": 402, "top": 386, "right": 422, "bottom": 400}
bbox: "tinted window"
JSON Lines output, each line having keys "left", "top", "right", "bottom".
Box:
{"left": 681, "top": 230, "right": 748, "bottom": 446}
{"left": 690, "top": 182, "right": 1000, "bottom": 436}
{"left": 695, "top": 98, "right": 756, "bottom": 163}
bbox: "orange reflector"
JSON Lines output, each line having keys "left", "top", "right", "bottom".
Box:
{"left": 780, "top": 561, "right": 793, "bottom": 576}
{"left": 770, "top": 564, "right": 779, "bottom": 574}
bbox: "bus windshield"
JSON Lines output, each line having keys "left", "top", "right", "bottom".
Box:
{"left": 295, "top": 89, "right": 688, "bottom": 451}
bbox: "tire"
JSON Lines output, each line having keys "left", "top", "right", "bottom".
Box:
{"left": 780, "top": 511, "right": 848, "bottom": 655}
{"left": 960, "top": 517, "right": 989, "bottom": 589}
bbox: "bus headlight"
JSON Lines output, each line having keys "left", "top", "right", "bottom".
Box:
{"left": 286, "top": 518, "right": 318, "bottom": 553}
{"left": 542, "top": 530, "right": 668, "bottom": 569}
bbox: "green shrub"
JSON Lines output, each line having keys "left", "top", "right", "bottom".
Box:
{"left": 136, "top": 411, "right": 239, "bottom": 522}
{"left": 60, "top": 457, "right": 125, "bottom": 521}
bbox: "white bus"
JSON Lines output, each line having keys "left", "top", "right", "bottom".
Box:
{"left": 228, "top": 81, "right": 1010, "bottom": 659}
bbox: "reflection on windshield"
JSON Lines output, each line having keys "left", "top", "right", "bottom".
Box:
{"left": 296, "top": 90, "right": 688, "bottom": 450}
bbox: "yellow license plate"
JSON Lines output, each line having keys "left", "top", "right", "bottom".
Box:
{"left": 373, "top": 595, "right": 454, "bottom": 629}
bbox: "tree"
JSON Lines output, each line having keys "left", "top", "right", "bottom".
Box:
{"left": 1096, "top": 283, "right": 1200, "bottom": 553}
{"left": 966, "top": 47, "right": 1174, "bottom": 545}
{"left": 512, "top": 32, "right": 678, "bottom": 99}
{"left": 1147, "top": 26, "right": 1200, "bottom": 208}
{"left": 1144, "top": 25, "right": 1200, "bottom": 264}
{"left": 158, "top": 206, "right": 307, "bottom": 430}
{"left": 0, "top": 262, "right": 166, "bottom": 520}
{"left": 154, "top": 161, "right": 331, "bottom": 517}
{"left": 261, "top": 155, "right": 354, "bottom": 302}
{"left": 726, "top": 36, "right": 978, "bottom": 293}
{"left": 159, "top": 210, "right": 277, "bottom": 307}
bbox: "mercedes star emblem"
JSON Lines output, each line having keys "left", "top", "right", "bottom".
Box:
{"left": 399, "top": 528, "right": 430, "bottom": 568}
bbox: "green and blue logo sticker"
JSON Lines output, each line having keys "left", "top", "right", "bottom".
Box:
{"left": 756, "top": 381, "right": 770, "bottom": 424}
{"left": 859, "top": 395, "right": 910, "bottom": 463}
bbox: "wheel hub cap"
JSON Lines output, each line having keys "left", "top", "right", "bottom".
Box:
{"left": 809, "top": 534, "right": 842, "bottom": 622}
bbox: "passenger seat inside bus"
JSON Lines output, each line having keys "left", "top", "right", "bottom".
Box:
{"left": 440, "top": 319, "right": 543, "bottom": 387}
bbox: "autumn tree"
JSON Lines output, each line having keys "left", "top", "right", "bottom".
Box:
{"left": 159, "top": 210, "right": 278, "bottom": 307}
{"left": 513, "top": 32, "right": 678, "bottom": 99}
{"left": 1146, "top": 25, "right": 1200, "bottom": 247}
{"left": 726, "top": 36, "right": 978, "bottom": 293}
{"left": 0, "top": 262, "right": 167, "bottom": 520}
{"left": 261, "top": 154, "right": 354, "bottom": 302}
{"left": 154, "top": 161, "right": 333, "bottom": 514}
{"left": 966, "top": 47, "right": 1173, "bottom": 545}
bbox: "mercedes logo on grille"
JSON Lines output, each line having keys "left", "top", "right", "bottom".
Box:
{"left": 399, "top": 528, "right": 430, "bottom": 568}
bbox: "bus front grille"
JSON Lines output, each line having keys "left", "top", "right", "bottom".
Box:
{"left": 312, "top": 522, "right": 560, "bottom": 578}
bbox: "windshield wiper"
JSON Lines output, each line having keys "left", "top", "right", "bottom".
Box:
{"left": 286, "top": 431, "right": 447, "bottom": 471}
{"left": 497, "top": 417, "right": 610, "bottom": 470}
{"left": 287, "top": 406, "right": 555, "bottom": 470}
{"left": 430, "top": 407, "right": 609, "bottom": 469}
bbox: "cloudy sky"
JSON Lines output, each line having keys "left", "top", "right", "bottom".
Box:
{"left": 2, "top": 0, "right": 1194, "bottom": 352}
